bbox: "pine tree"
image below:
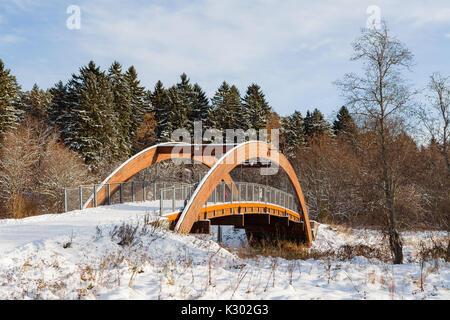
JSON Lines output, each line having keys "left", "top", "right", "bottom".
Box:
{"left": 125, "top": 66, "right": 150, "bottom": 139}
{"left": 0, "top": 59, "right": 21, "bottom": 137}
{"left": 167, "top": 85, "right": 190, "bottom": 137}
{"left": 190, "top": 83, "right": 211, "bottom": 126}
{"left": 281, "top": 110, "right": 305, "bottom": 156}
{"left": 333, "top": 106, "right": 358, "bottom": 137}
{"left": 63, "top": 61, "right": 120, "bottom": 166}
{"left": 150, "top": 81, "right": 171, "bottom": 142}
{"left": 304, "top": 108, "right": 332, "bottom": 138}
{"left": 48, "top": 81, "right": 71, "bottom": 129}
{"left": 176, "top": 73, "right": 194, "bottom": 132}
{"left": 18, "top": 84, "right": 52, "bottom": 120}
{"left": 208, "top": 81, "right": 230, "bottom": 130}
{"left": 242, "top": 83, "right": 272, "bottom": 132}
{"left": 109, "top": 61, "right": 133, "bottom": 157}
{"left": 208, "top": 82, "right": 244, "bottom": 132}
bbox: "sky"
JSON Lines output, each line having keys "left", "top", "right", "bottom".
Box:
{"left": 0, "top": 0, "right": 449, "bottom": 119}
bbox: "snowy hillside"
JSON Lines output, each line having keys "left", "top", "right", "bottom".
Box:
{"left": 0, "top": 202, "right": 448, "bottom": 300}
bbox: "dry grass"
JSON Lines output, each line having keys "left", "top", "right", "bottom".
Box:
{"left": 236, "top": 238, "right": 335, "bottom": 261}
{"left": 10, "top": 194, "right": 40, "bottom": 219}
{"left": 336, "top": 244, "right": 391, "bottom": 262}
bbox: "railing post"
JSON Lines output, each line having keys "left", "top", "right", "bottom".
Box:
{"left": 93, "top": 185, "right": 97, "bottom": 207}
{"left": 131, "top": 182, "right": 135, "bottom": 202}
{"left": 143, "top": 182, "right": 146, "bottom": 202}
{"left": 79, "top": 186, "right": 83, "bottom": 210}
{"left": 64, "top": 188, "right": 67, "bottom": 213}
{"left": 107, "top": 184, "right": 111, "bottom": 205}
{"left": 223, "top": 182, "right": 226, "bottom": 203}
{"left": 119, "top": 183, "right": 123, "bottom": 204}
{"left": 160, "top": 189, "right": 163, "bottom": 215}
{"left": 172, "top": 187, "right": 176, "bottom": 212}
{"left": 230, "top": 182, "right": 233, "bottom": 203}
{"left": 238, "top": 183, "right": 241, "bottom": 202}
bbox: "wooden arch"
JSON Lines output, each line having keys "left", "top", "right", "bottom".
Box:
{"left": 84, "top": 142, "right": 236, "bottom": 209}
{"left": 174, "top": 141, "right": 313, "bottom": 246}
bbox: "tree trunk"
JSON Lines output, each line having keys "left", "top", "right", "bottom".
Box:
{"left": 389, "top": 225, "right": 404, "bottom": 264}
{"left": 446, "top": 237, "right": 450, "bottom": 262}
{"left": 380, "top": 118, "right": 403, "bottom": 264}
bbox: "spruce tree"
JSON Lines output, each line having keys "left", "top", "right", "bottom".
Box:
{"left": 208, "top": 81, "right": 230, "bottom": 130}
{"left": 176, "top": 73, "right": 194, "bottom": 132}
{"left": 242, "top": 83, "right": 272, "bottom": 132}
{"left": 0, "top": 59, "right": 21, "bottom": 137}
{"left": 125, "top": 66, "right": 150, "bottom": 138}
{"left": 304, "top": 108, "right": 332, "bottom": 138}
{"left": 150, "top": 81, "right": 171, "bottom": 142}
{"left": 167, "top": 85, "right": 190, "bottom": 137}
{"left": 109, "top": 61, "right": 133, "bottom": 157}
{"left": 18, "top": 84, "right": 52, "bottom": 120}
{"left": 281, "top": 110, "right": 305, "bottom": 156}
{"left": 333, "top": 106, "right": 358, "bottom": 137}
{"left": 208, "top": 82, "right": 243, "bottom": 132}
{"left": 64, "top": 61, "right": 120, "bottom": 166}
{"left": 48, "top": 81, "right": 71, "bottom": 130}
{"left": 191, "top": 83, "right": 211, "bottom": 126}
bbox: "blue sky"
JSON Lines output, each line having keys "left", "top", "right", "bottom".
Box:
{"left": 1, "top": 0, "right": 449, "bottom": 119}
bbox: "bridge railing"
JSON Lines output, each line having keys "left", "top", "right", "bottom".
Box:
{"left": 159, "top": 184, "right": 196, "bottom": 215}
{"left": 63, "top": 180, "right": 300, "bottom": 216}
{"left": 158, "top": 181, "right": 299, "bottom": 214}
{"left": 205, "top": 181, "right": 299, "bottom": 213}
{"left": 63, "top": 181, "right": 191, "bottom": 213}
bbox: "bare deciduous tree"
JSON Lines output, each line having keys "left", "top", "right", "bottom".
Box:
{"left": 419, "top": 73, "right": 450, "bottom": 174}
{"left": 0, "top": 117, "right": 92, "bottom": 217}
{"left": 418, "top": 72, "right": 450, "bottom": 260}
{"left": 335, "top": 21, "right": 415, "bottom": 264}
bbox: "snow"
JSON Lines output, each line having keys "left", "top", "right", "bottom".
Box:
{"left": 0, "top": 201, "right": 160, "bottom": 254}
{"left": 0, "top": 203, "right": 448, "bottom": 300}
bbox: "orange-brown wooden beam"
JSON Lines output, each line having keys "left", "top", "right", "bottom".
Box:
{"left": 175, "top": 141, "right": 313, "bottom": 247}
{"left": 84, "top": 142, "right": 238, "bottom": 208}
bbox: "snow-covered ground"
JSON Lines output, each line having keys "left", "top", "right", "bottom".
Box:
{"left": 0, "top": 202, "right": 448, "bottom": 300}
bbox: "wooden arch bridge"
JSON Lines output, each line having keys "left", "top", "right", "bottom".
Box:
{"left": 82, "top": 141, "right": 314, "bottom": 246}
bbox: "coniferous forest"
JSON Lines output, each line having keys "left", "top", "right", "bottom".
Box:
{"left": 0, "top": 23, "right": 448, "bottom": 259}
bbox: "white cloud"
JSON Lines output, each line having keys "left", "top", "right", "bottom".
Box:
{"left": 0, "top": 34, "right": 25, "bottom": 44}
{"left": 60, "top": 0, "right": 447, "bottom": 115}
{"left": 76, "top": 1, "right": 362, "bottom": 81}
{"left": 7, "top": 0, "right": 447, "bottom": 116}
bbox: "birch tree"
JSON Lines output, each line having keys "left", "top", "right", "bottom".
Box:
{"left": 335, "top": 21, "right": 415, "bottom": 264}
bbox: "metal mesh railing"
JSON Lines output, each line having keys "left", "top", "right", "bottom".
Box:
{"left": 204, "top": 181, "right": 299, "bottom": 212}
{"left": 159, "top": 184, "right": 196, "bottom": 215}
{"left": 63, "top": 181, "right": 189, "bottom": 213}
{"left": 64, "top": 180, "right": 300, "bottom": 215}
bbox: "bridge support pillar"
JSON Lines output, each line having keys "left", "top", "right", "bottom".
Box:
{"left": 190, "top": 220, "right": 211, "bottom": 234}
{"left": 244, "top": 220, "right": 306, "bottom": 246}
